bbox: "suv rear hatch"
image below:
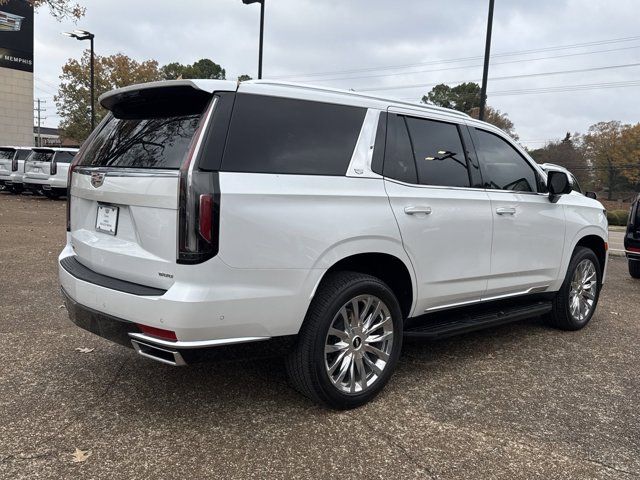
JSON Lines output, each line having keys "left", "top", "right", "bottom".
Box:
{"left": 0, "top": 148, "right": 15, "bottom": 177}
{"left": 24, "top": 148, "right": 54, "bottom": 179}
{"left": 68, "top": 82, "right": 222, "bottom": 290}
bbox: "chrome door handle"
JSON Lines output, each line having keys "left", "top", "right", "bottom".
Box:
{"left": 404, "top": 206, "right": 432, "bottom": 215}
{"left": 496, "top": 207, "right": 516, "bottom": 215}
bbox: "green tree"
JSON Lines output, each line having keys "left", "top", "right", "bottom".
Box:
{"left": 160, "top": 59, "right": 226, "bottom": 80}
{"left": 55, "top": 52, "right": 162, "bottom": 141}
{"left": 422, "top": 82, "right": 518, "bottom": 139}
{"left": 159, "top": 62, "right": 185, "bottom": 81}
{"left": 0, "top": 0, "right": 85, "bottom": 20}
{"left": 422, "top": 82, "right": 480, "bottom": 112}
{"left": 238, "top": 74, "right": 253, "bottom": 82}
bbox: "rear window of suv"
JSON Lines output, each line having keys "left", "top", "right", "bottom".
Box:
{"left": 78, "top": 114, "right": 201, "bottom": 169}
{"left": 222, "top": 94, "right": 366, "bottom": 176}
{"left": 0, "top": 149, "right": 13, "bottom": 160}
{"left": 31, "top": 151, "right": 54, "bottom": 162}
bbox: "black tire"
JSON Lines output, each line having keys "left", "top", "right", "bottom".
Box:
{"left": 629, "top": 259, "right": 640, "bottom": 279}
{"left": 286, "top": 271, "right": 403, "bottom": 409}
{"left": 546, "top": 246, "right": 602, "bottom": 331}
{"left": 44, "top": 191, "right": 60, "bottom": 200}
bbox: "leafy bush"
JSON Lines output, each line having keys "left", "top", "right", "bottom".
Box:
{"left": 607, "top": 210, "right": 629, "bottom": 226}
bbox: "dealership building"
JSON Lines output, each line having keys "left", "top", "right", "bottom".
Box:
{"left": 0, "top": 0, "right": 34, "bottom": 146}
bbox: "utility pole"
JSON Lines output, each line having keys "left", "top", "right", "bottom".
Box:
{"left": 34, "top": 99, "right": 46, "bottom": 147}
{"left": 479, "top": 0, "right": 495, "bottom": 121}
{"left": 241, "top": 0, "right": 265, "bottom": 79}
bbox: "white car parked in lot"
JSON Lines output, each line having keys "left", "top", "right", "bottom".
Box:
{"left": 23, "top": 147, "right": 78, "bottom": 198}
{"left": 59, "top": 80, "right": 608, "bottom": 409}
{"left": 0, "top": 146, "right": 32, "bottom": 193}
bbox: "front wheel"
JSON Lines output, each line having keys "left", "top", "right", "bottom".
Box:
{"left": 546, "top": 247, "right": 602, "bottom": 330}
{"left": 286, "top": 272, "right": 403, "bottom": 409}
{"left": 629, "top": 259, "right": 640, "bottom": 279}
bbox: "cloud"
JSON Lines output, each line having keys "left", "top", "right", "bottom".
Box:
{"left": 33, "top": 0, "right": 640, "bottom": 144}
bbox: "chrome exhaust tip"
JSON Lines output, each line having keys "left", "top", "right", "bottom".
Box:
{"left": 131, "top": 339, "right": 186, "bottom": 366}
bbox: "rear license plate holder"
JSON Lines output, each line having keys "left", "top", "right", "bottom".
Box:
{"left": 96, "top": 203, "right": 119, "bottom": 235}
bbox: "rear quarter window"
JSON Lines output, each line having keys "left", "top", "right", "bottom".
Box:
{"left": 0, "top": 150, "right": 13, "bottom": 160}
{"left": 54, "top": 151, "right": 75, "bottom": 163}
{"left": 221, "top": 94, "right": 366, "bottom": 175}
{"left": 16, "top": 149, "right": 31, "bottom": 160}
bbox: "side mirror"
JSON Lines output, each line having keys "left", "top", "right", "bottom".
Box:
{"left": 585, "top": 191, "right": 597, "bottom": 200}
{"left": 547, "top": 171, "right": 572, "bottom": 202}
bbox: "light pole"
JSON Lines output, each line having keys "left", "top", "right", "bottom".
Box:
{"left": 63, "top": 29, "right": 95, "bottom": 130}
{"left": 242, "top": 0, "right": 265, "bottom": 79}
{"left": 479, "top": 0, "right": 495, "bottom": 121}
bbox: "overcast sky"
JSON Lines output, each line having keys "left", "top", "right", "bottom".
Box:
{"left": 33, "top": 0, "right": 640, "bottom": 148}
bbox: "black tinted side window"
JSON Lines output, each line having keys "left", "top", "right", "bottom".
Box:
{"left": 473, "top": 129, "right": 538, "bottom": 192}
{"left": 54, "top": 152, "right": 75, "bottom": 163}
{"left": 16, "top": 149, "right": 31, "bottom": 160}
{"left": 222, "top": 94, "right": 366, "bottom": 175}
{"left": 383, "top": 114, "right": 417, "bottom": 184}
{"left": 405, "top": 117, "right": 470, "bottom": 188}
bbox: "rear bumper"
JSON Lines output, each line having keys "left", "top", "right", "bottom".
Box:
{"left": 61, "top": 287, "right": 295, "bottom": 364}
{"left": 58, "top": 243, "right": 321, "bottom": 342}
{"left": 8, "top": 172, "right": 23, "bottom": 184}
{"left": 24, "top": 174, "right": 66, "bottom": 189}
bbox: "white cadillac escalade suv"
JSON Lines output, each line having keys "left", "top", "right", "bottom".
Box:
{"left": 60, "top": 80, "right": 608, "bottom": 409}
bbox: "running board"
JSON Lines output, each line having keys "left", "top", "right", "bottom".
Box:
{"left": 404, "top": 301, "right": 552, "bottom": 339}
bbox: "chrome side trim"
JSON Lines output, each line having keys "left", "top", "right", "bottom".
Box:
{"left": 424, "top": 285, "right": 551, "bottom": 312}
{"left": 74, "top": 166, "right": 180, "bottom": 178}
{"left": 346, "top": 109, "right": 382, "bottom": 179}
{"left": 128, "top": 332, "right": 271, "bottom": 349}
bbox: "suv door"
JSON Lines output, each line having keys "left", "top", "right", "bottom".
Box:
{"left": 382, "top": 112, "right": 493, "bottom": 313}
{"left": 469, "top": 126, "right": 566, "bottom": 297}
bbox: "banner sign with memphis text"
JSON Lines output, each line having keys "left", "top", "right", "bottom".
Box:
{"left": 0, "top": 0, "right": 34, "bottom": 72}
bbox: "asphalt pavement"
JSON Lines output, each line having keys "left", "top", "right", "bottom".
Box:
{"left": 1, "top": 193, "right": 639, "bottom": 479}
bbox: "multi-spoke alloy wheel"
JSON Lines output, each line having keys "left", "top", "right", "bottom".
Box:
{"left": 546, "top": 246, "right": 601, "bottom": 331}
{"left": 324, "top": 295, "right": 394, "bottom": 394}
{"left": 286, "top": 271, "right": 403, "bottom": 409}
{"left": 569, "top": 259, "right": 597, "bottom": 322}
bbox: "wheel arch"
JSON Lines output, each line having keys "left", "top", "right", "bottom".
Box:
{"left": 575, "top": 234, "right": 607, "bottom": 272}
{"left": 312, "top": 252, "right": 416, "bottom": 319}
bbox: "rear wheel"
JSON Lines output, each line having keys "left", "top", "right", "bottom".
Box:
{"left": 546, "top": 247, "right": 601, "bottom": 330}
{"left": 629, "top": 259, "right": 640, "bottom": 279}
{"left": 286, "top": 271, "right": 403, "bottom": 409}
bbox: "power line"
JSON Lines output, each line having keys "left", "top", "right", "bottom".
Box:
{"left": 358, "top": 62, "right": 640, "bottom": 92}
{"left": 289, "top": 44, "right": 640, "bottom": 83}
{"left": 273, "top": 34, "right": 640, "bottom": 80}
{"left": 398, "top": 80, "right": 640, "bottom": 101}
{"left": 490, "top": 80, "right": 640, "bottom": 96}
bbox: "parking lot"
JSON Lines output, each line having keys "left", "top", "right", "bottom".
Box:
{"left": 0, "top": 192, "right": 638, "bottom": 479}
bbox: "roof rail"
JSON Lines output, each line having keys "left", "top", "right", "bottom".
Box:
{"left": 245, "top": 80, "right": 471, "bottom": 119}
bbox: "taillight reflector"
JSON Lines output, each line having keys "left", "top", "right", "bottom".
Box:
{"left": 136, "top": 324, "right": 178, "bottom": 342}
{"left": 628, "top": 246, "right": 640, "bottom": 253}
{"left": 199, "top": 194, "right": 213, "bottom": 243}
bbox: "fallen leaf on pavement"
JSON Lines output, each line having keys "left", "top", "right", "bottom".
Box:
{"left": 71, "top": 448, "right": 91, "bottom": 463}
{"left": 75, "top": 347, "right": 94, "bottom": 354}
